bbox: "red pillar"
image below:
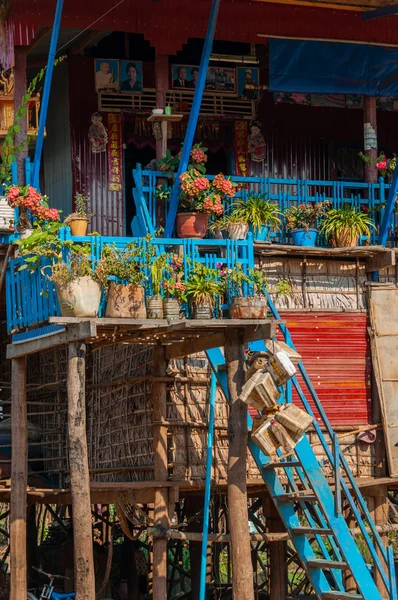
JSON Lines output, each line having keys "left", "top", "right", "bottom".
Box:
{"left": 155, "top": 54, "right": 169, "bottom": 161}
{"left": 364, "top": 96, "right": 377, "bottom": 183}
{"left": 14, "top": 47, "right": 28, "bottom": 185}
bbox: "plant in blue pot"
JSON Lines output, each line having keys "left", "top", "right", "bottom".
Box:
{"left": 285, "top": 201, "right": 331, "bottom": 247}
{"left": 230, "top": 194, "right": 281, "bottom": 242}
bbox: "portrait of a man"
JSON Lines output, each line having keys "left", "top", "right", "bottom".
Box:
{"left": 94, "top": 59, "right": 119, "bottom": 92}
{"left": 172, "top": 66, "right": 195, "bottom": 89}
{"left": 120, "top": 61, "right": 143, "bottom": 93}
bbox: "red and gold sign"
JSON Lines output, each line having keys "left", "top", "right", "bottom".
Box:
{"left": 234, "top": 120, "right": 249, "bottom": 178}
{"left": 107, "top": 112, "right": 123, "bottom": 192}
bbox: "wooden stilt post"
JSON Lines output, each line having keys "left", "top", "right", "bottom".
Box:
{"left": 364, "top": 96, "right": 378, "bottom": 184}
{"left": 10, "top": 356, "right": 28, "bottom": 600}
{"left": 224, "top": 328, "right": 255, "bottom": 600}
{"left": 264, "top": 494, "right": 286, "bottom": 600}
{"left": 67, "top": 341, "right": 95, "bottom": 600}
{"left": 153, "top": 342, "right": 169, "bottom": 599}
{"left": 155, "top": 54, "right": 169, "bottom": 162}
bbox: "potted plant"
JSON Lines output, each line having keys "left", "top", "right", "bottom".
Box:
{"left": 228, "top": 195, "right": 281, "bottom": 241}
{"left": 146, "top": 252, "right": 169, "bottom": 319}
{"left": 225, "top": 265, "right": 268, "bottom": 318}
{"left": 64, "top": 193, "right": 92, "bottom": 236}
{"left": 5, "top": 184, "right": 60, "bottom": 238}
{"left": 161, "top": 253, "right": 187, "bottom": 319}
{"left": 186, "top": 263, "right": 225, "bottom": 319}
{"left": 96, "top": 242, "right": 148, "bottom": 318}
{"left": 46, "top": 249, "right": 102, "bottom": 318}
{"left": 319, "top": 205, "right": 375, "bottom": 248}
{"left": 284, "top": 201, "right": 331, "bottom": 247}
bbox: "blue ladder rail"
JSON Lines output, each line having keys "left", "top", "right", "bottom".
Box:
{"left": 206, "top": 298, "right": 397, "bottom": 599}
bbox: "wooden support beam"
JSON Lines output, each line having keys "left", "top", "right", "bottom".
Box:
{"left": 367, "top": 249, "right": 395, "bottom": 272}
{"left": 148, "top": 527, "right": 289, "bottom": 543}
{"left": 165, "top": 323, "right": 274, "bottom": 359}
{"left": 7, "top": 321, "right": 96, "bottom": 359}
{"left": 364, "top": 96, "right": 378, "bottom": 184}
{"left": 14, "top": 47, "right": 28, "bottom": 184}
{"left": 265, "top": 495, "right": 286, "bottom": 600}
{"left": 152, "top": 342, "right": 169, "bottom": 599}
{"left": 10, "top": 356, "right": 27, "bottom": 600}
{"left": 67, "top": 342, "right": 95, "bottom": 600}
{"left": 224, "top": 328, "right": 255, "bottom": 600}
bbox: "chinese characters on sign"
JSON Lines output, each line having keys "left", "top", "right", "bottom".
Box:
{"left": 107, "top": 113, "right": 123, "bottom": 192}
{"left": 234, "top": 120, "right": 249, "bottom": 177}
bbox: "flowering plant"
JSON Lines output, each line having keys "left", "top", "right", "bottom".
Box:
{"left": 284, "top": 201, "right": 331, "bottom": 232}
{"left": 376, "top": 153, "right": 396, "bottom": 178}
{"left": 161, "top": 253, "right": 187, "bottom": 302}
{"left": 178, "top": 170, "right": 236, "bottom": 217}
{"left": 5, "top": 185, "right": 60, "bottom": 229}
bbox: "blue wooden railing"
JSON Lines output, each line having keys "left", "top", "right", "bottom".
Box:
{"left": 132, "top": 164, "right": 396, "bottom": 245}
{"left": 6, "top": 229, "right": 254, "bottom": 333}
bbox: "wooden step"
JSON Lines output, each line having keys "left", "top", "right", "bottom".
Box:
{"left": 291, "top": 526, "right": 333, "bottom": 536}
{"left": 307, "top": 558, "right": 347, "bottom": 570}
{"left": 322, "top": 593, "right": 363, "bottom": 599}
{"left": 263, "top": 461, "right": 301, "bottom": 469}
{"left": 277, "top": 491, "right": 316, "bottom": 502}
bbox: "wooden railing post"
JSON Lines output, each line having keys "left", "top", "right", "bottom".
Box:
{"left": 224, "top": 328, "right": 255, "bottom": 599}
{"left": 67, "top": 341, "right": 96, "bottom": 600}
{"left": 10, "top": 356, "right": 28, "bottom": 600}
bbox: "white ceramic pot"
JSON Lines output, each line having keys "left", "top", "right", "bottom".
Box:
{"left": 56, "top": 276, "right": 101, "bottom": 317}
{"left": 228, "top": 222, "right": 249, "bottom": 240}
{"left": 0, "top": 197, "right": 14, "bottom": 232}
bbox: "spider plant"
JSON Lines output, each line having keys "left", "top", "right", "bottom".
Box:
{"left": 319, "top": 205, "right": 374, "bottom": 246}
{"left": 185, "top": 263, "right": 225, "bottom": 309}
{"left": 229, "top": 195, "right": 281, "bottom": 233}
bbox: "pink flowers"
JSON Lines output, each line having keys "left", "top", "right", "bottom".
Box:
{"left": 203, "top": 194, "right": 224, "bottom": 217}
{"left": 191, "top": 148, "right": 207, "bottom": 164}
{"left": 213, "top": 173, "right": 236, "bottom": 199}
{"left": 5, "top": 184, "right": 60, "bottom": 223}
{"left": 376, "top": 161, "right": 387, "bottom": 170}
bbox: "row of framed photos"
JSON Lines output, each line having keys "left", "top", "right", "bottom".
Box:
{"left": 94, "top": 59, "right": 260, "bottom": 98}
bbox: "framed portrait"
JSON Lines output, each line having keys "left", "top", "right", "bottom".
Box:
{"left": 237, "top": 66, "right": 260, "bottom": 100}
{"left": 94, "top": 59, "right": 119, "bottom": 93}
{"left": 205, "top": 66, "right": 236, "bottom": 94}
{"left": 120, "top": 60, "right": 143, "bottom": 94}
{"left": 171, "top": 65, "right": 198, "bottom": 90}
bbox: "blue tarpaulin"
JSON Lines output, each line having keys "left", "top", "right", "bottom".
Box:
{"left": 269, "top": 38, "right": 398, "bottom": 96}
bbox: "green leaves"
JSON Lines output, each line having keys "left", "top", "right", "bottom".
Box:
{"left": 229, "top": 195, "right": 281, "bottom": 231}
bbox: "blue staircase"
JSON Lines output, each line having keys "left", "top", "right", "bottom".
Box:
{"left": 206, "top": 298, "right": 397, "bottom": 600}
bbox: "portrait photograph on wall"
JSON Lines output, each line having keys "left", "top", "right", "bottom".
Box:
{"left": 120, "top": 60, "right": 143, "bottom": 93}
{"left": 237, "top": 66, "right": 259, "bottom": 100}
{"left": 171, "top": 65, "right": 199, "bottom": 89}
{"left": 206, "top": 66, "right": 236, "bottom": 93}
{"left": 94, "top": 59, "right": 119, "bottom": 92}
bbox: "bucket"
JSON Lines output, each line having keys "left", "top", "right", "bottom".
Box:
{"left": 69, "top": 217, "right": 89, "bottom": 236}
{"left": 56, "top": 276, "right": 101, "bottom": 317}
{"left": 106, "top": 283, "right": 147, "bottom": 318}
{"left": 228, "top": 222, "right": 249, "bottom": 240}
{"left": 240, "top": 370, "right": 279, "bottom": 411}
{"left": 193, "top": 301, "right": 212, "bottom": 320}
{"left": 275, "top": 404, "right": 313, "bottom": 438}
{"left": 291, "top": 228, "right": 317, "bottom": 247}
{"left": 230, "top": 296, "right": 267, "bottom": 319}
{"left": 251, "top": 417, "right": 280, "bottom": 459}
{"left": 163, "top": 298, "right": 181, "bottom": 320}
{"left": 146, "top": 295, "right": 163, "bottom": 319}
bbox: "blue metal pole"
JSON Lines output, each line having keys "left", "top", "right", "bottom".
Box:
{"left": 199, "top": 372, "right": 217, "bottom": 600}
{"left": 32, "top": 0, "right": 64, "bottom": 189}
{"left": 164, "top": 0, "right": 221, "bottom": 237}
{"left": 378, "top": 163, "right": 398, "bottom": 247}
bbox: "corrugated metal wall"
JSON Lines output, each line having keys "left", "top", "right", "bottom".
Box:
{"left": 249, "top": 312, "right": 372, "bottom": 427}
{"left": 43, "top": 61, "right": 73, "bottom": 218}
{"left": 69, "top": 56, "right": 124, "bottom": 236}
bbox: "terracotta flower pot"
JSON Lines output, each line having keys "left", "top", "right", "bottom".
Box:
{"left": 176, "top": 212, "right": 208, "bottom": 239}
{"left": 229, "top": 296, "right": 267, "bottom": 319}
{"left": 69, "top": 217, "right": 89, "bottom": 236}
{"left": 106, "top": 282, "right": 147, "bottom": 318}
{"left": 56, "top": 276, "right": 101, "bottom": 317}
{"left": 334, "top": 228, "right": 359, "bottom": 248}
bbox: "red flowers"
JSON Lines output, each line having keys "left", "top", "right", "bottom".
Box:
{"left": 213, "top": 173, "right": 236, "bottom": 198}
{"left": 5, "top": 185, "right": 60, "bottom": 222}
{"left": 203, "top": 194, "right": 224, "bottom": 217}
{"left": 190, "top": 148, "right": 207, "bottom": 164}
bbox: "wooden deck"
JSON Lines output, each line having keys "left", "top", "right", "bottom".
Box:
{"left": 7, "top": 317, "right": 278, "bottom": 359}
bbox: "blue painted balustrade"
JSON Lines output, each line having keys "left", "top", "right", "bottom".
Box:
{"left": 6, "top": 229, "right": 254, "bottom": 333}
{"left": 132, "top": 163, "right": 396, "bottom": 245}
